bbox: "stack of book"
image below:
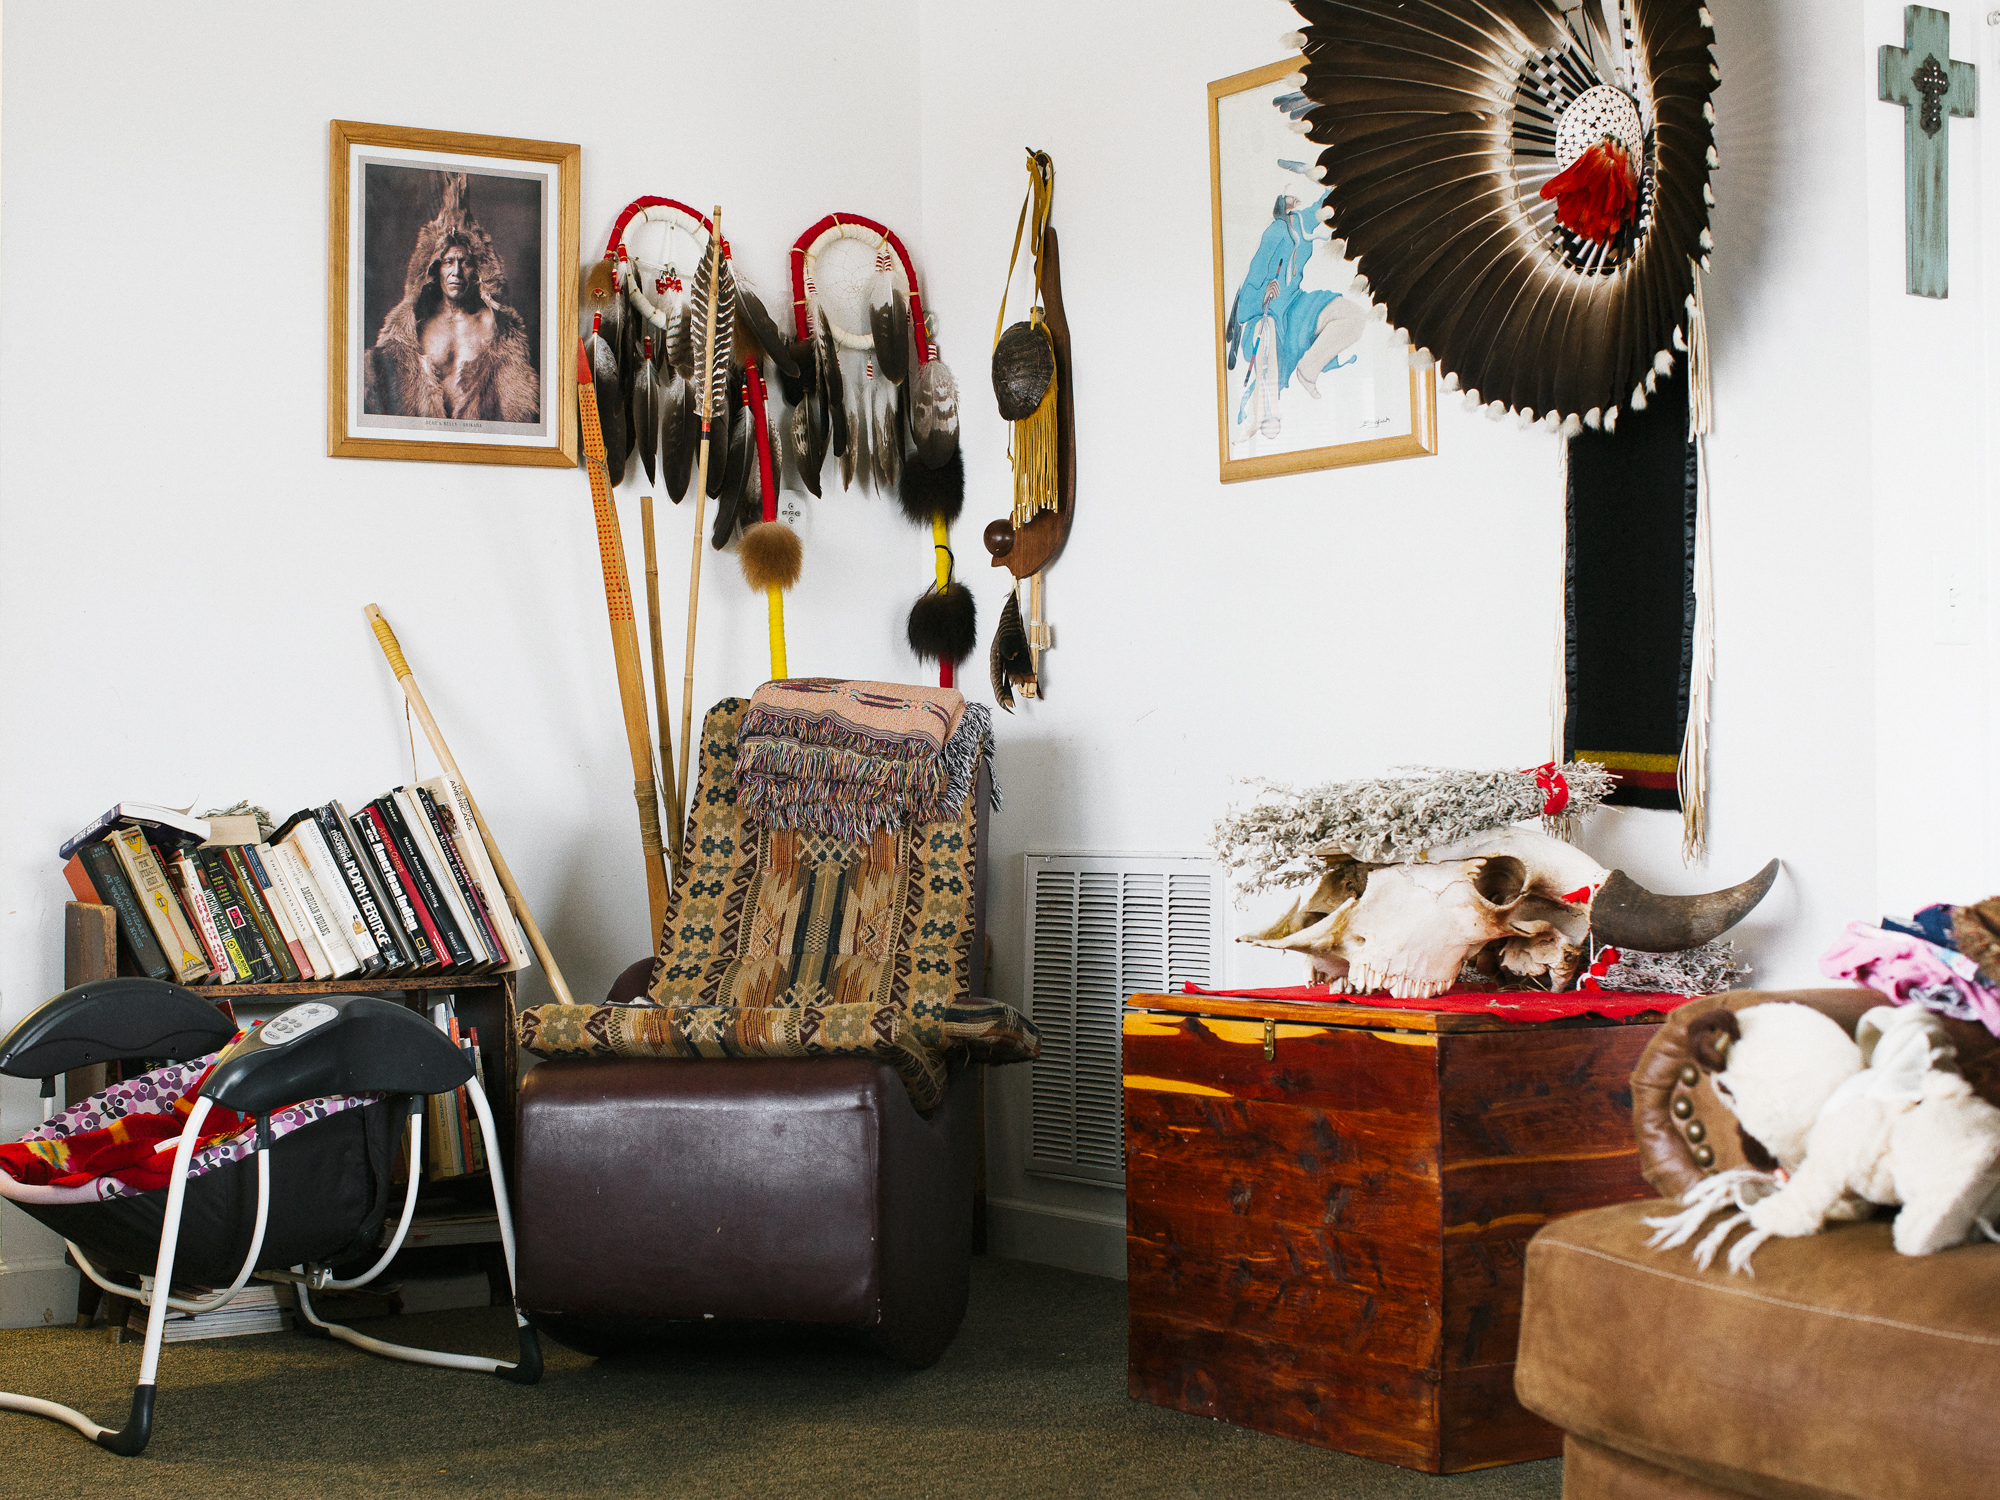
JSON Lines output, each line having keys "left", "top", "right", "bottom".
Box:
{"left": 417, "top": 997, "right": 491, "bottom": 1182}
{"left": 59, "top": 777, "right": 529, "bottom": 986}
{"left": 125, "top": 1282, "right": 287, "bottom": 1343}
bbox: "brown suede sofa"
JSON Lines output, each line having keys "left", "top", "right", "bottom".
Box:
{"left": 1515, "top": 988, "right": 2000, "bottom": 1500}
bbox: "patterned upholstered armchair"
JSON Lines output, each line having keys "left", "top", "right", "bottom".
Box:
{"left": 511, "top": 696, "right": 1034, "bottom": 1366}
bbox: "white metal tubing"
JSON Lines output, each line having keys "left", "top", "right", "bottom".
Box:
{"left": 292, "top": 1281, "right": 507, "bottom": 1373}
{"left": 324, "top": 1114, "right": 423, "bottom": 1291}
{"left": 0, "top": 1392, "right": 106, "bottom": 1441}
{"left": 462, "top": 1078, "right": 524, "bottom": 1317}
{"left": 135, "top": 1096, "right": 212, "bottom": 1387}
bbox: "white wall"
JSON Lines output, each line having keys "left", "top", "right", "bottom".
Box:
{"left": 918, "top": 0, "right": 1993, "bottom": 1273}
{"left": 0, "top": 1, "right": 1992, "bottom": 1309}
{"left": 0, "top": 0, "right": 930, "bottom": 1323}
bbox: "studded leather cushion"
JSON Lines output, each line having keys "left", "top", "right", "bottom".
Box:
{"left": 1629, "top": 988, "right": 2000, "bottom": 1199}
{"left": 1518, "top": 1199, "right": 2000, "bottom": 1500}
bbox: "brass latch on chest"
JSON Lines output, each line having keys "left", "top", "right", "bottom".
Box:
{"left": 1263, "top": 1017, "right": 1276, "bottom": 1061}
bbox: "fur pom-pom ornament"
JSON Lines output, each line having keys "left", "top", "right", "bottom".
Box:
{"left": 906, "top": 581, "right": 977, "bottom": 667}
{"left": 897, "top": 446, "right": 964, "bottom": 527}
{"left": 738, "top": 521, "right": 803, "bottom": 592}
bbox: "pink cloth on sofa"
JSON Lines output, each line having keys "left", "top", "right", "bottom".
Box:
{"left": 1820, "top": 921, "right": 2000, "bottom": 1036}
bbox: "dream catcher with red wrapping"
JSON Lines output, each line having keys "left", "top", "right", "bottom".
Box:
{"left": 782, "top": 215, "right": 970, "bottom": 687}
{"left": 1287, "top": 0, "right": 1723, "bottom": 858}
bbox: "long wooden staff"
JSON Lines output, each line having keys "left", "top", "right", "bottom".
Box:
{"left": 363, "top": 604, "right": 576, "bottom": 1006}
{"left": 641, "top": 496, "right": 681, "bottom": 866}
{"left": 677, "top": 205, "right": 725, "bottom": 830}
{"left": 576, "top": 339, "right": 671, "bottom": 937}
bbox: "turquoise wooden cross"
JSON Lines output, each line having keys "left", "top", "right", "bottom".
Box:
{"left": 1880, "top": 5, "right": 1977, "bottom": 298}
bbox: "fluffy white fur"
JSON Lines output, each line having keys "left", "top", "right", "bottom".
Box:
{"left": 1649, "top": 1004, "right": 2000, "bottom": 1272}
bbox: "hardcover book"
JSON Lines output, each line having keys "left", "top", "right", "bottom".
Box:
{"left": 178, "top": 852, "right": 252, "bottom": 982}
{"left": 74, "top": 841, "right": 173, "bottom": 981}
{"left": 240, "top": 844, "right": 311, "bottom": 980}
{"left": 221, "top": 846, "right": 300, "bottom": 982}
{"left": 422, "top": 774, "right": 529, "bottom": 972}
{"left": 60, "top": 802, "right": 209, "bottom": 862}
{"left": 271, "top": 838, "right": 360, "bottom": 978}
{"left": 107, "top": 827, "right": 211, "bottom": 984}
{"left": 394, "top": 787, "right": 488, "bottom": 967}
{"left": 372, "top": 796, "right": 470, "bottom": 968}
{"left": 194, "top": 847, "right": 280, "bottom": 983}
{"left": 414, "top": 785, "right": 506, "bottom": 969}
{"left": 284, "top": 817, "right": 384, "bottom": 976}
{"left": 257, "top": 842, "right": 331, "bottom": 980}
{"left": 351, "top": 806, "right": 438, "bottom": 969}
{"left": 317, "top": 803, "right": 404, "bottom": 971}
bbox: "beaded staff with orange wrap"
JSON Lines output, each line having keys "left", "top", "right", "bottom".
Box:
{"left": 576, "top": 337, "right": 672, "bottom": 936}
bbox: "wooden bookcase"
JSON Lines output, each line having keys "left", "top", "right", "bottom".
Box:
{"left": 61, "top": 900, "right": 520, "bottom": 1328}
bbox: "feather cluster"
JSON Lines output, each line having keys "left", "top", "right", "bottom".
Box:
{"left": 988, "top": 591, "right": 1034, "bottom": 712}
{"left": 1212, "top": 763, "right": 1618, "bottom": 894}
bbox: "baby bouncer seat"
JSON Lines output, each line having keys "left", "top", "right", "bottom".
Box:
{"left": 0, "top": 977, "right": 540, "bottom": 1455}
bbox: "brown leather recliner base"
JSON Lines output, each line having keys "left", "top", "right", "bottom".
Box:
{"left": 514, "top": 1056, "right": 976, "bottom": 1368}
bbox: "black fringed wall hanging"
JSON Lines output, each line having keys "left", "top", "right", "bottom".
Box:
{"left": 1563, "top": 370, "right": 1696, "bottom": 815}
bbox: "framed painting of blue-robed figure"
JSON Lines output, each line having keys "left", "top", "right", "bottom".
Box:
{"left": 1209, "top": 59, "right": 1438, "bottom": 482}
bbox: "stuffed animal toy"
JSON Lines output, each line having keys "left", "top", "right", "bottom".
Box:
{"left": 1645, "top": 1001, "right": 2000, "bottom": 1273}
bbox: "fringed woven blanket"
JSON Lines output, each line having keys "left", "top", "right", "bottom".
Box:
{"left": 518, "top": 696, "right": 1036, "bottom": 1112}
{"left": 735, "top": 678, "right": 998, "bottom": 843}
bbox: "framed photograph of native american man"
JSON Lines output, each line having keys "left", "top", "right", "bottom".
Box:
{"left": 328, "top": 120, "right": 579, "bottom": 466}
{"left": 1209, "top": 61, "right": 1436, "bottom": 483}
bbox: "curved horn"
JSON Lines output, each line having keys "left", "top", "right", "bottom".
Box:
{"left": 1589, "top": 859, "right": 1780, "bottom": 951}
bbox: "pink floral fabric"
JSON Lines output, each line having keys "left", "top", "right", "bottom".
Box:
{"left": 10, "top": 1051, "right": 375, "bottom": 1204}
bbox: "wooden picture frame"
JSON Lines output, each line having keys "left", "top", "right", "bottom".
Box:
{"left": 1209, "top": 61, "right": 1437, "bottom": 483}
{"left": 328, "top": 120, "right": 579, "bottom": 467}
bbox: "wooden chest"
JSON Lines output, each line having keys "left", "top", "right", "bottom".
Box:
{"left": 1123, "top": 992, "right": 1661, "bottom": 1473}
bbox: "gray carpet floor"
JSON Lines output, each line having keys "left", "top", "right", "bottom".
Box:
{"left": 0, "top": 1258, "right": 1560, "bottom": 1498}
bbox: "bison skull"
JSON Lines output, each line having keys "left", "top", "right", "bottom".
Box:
{"left": 1241, "top": 827, "right": 1776, "bottom": 1000}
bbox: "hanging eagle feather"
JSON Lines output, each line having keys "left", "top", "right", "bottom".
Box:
{"left": 988, "top": 589, "right": 1035, "bottom": 712}
{"left": 911, "top": 356, "right": 960, "bottom": 470}
{"left": 870, "top": 285, "right": 911, "bottom": 387}
{"left": 775, "top": 336, "right": 814, "bottom": 407}
{"left": 732, "top": 272, "right": 800, "bottom": 380}
{"left": 841, "top": 350, "right": 869, "bottom": 492}
{"left": 710, "top": 398, "right": 755, "bottom": 548}
{"left": 664, "top": 288, "right": 695, "bottom": 380}
{"left": 708, "top": 367, "right": 745, "bottom": 500}
{"left": 817, "top": 311, "right": 848, "bottom": 458}
{"left": 660, "top": 367, "right": 695, "bottom": 502}
{"left": 690, "top": 234, "right": 736, "bottom": 424}
{"left": 633, "top": 336, "right": 662, "bottom": 486}
{"left": 871, "top": 379, "right": 900, "bottom": 494}
{"left": 584, "top": 321, "right": 628, "bottom": 486}
{"left": 794, "top": 387, "right": 827, "bottom": 498}
{"left": 581, "top": 255, "right": 629, "bottom": 482}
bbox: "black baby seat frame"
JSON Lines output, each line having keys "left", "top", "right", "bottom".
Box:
{"left": 0, "top": 979, "right": 540, "bottom": 1455}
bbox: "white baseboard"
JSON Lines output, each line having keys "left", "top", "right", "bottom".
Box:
{"left": 985, "top": 1195, "right": 1127, "bottom": 1279}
